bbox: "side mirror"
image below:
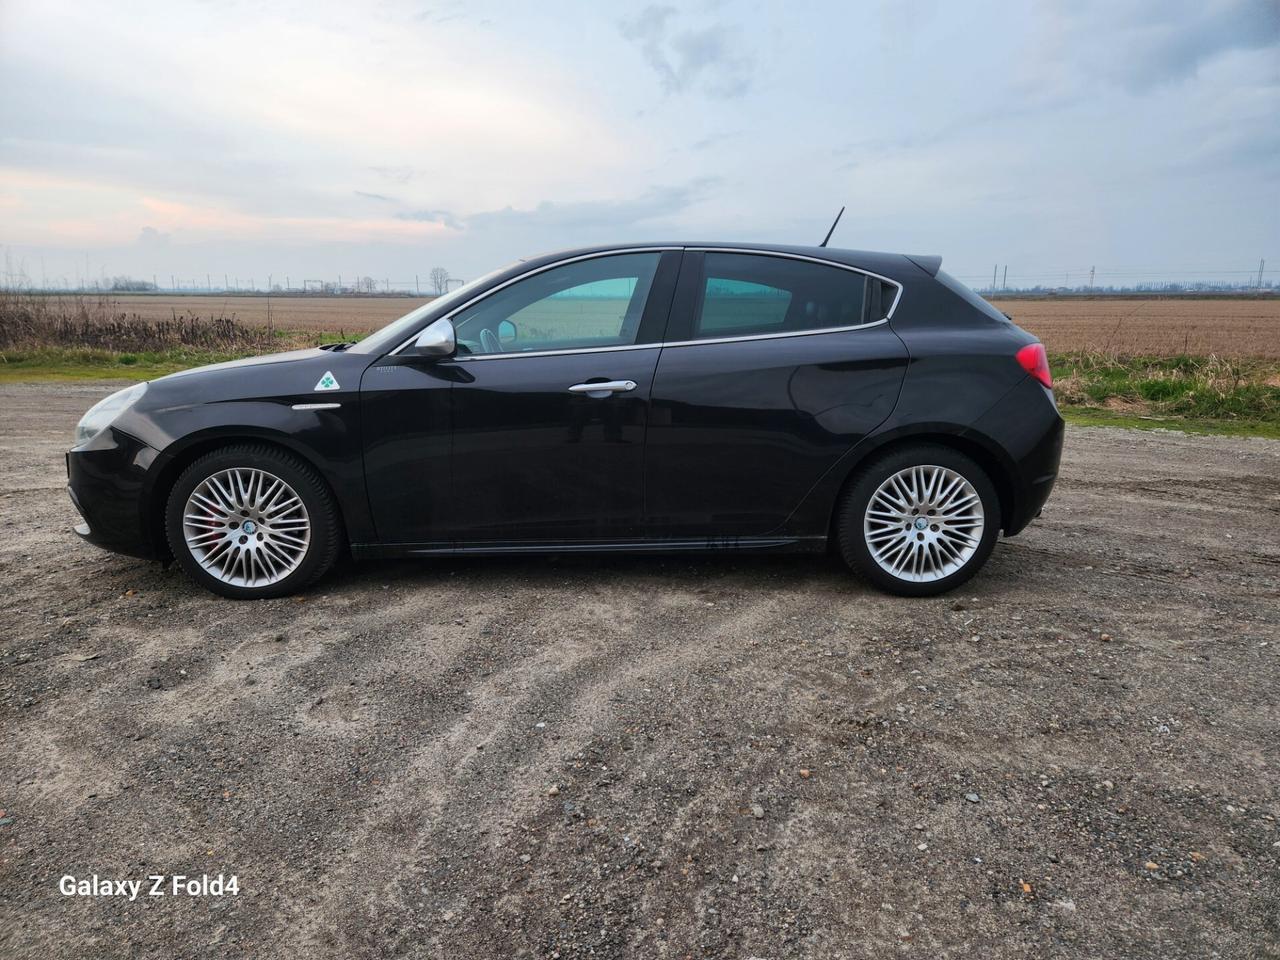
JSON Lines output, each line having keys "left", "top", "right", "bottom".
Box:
{"left": 409, "top": 318, "right": 456, "bottom": 359}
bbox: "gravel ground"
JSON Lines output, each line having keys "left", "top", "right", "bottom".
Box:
{"left": 1, "top": 381, "right": 1278, "bottom": 960}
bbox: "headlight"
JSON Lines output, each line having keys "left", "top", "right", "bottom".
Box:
{"left": 74, "top": 382, "right": 147, "bottom": 447}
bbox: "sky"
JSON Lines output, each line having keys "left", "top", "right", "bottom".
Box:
{"left": 1, "top": 0, "right": 1277, "bottom": 290}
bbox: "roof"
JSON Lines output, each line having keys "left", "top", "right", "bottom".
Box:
{"left": 520, "top": 242, "right": 941, "bottom": 282}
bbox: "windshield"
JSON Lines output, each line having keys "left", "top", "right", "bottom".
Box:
{"left": 348, "top": 262, "right": 516, "bottom": 355}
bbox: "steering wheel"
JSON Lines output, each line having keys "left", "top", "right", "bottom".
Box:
{"left": 480, "top": 328, "right": 502, "bottom": 355}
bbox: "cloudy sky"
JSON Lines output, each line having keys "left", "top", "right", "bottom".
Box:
{"left": 1, "top": 0, "right": 1276, "bottom": 290}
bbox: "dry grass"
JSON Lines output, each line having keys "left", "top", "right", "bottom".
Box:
{"left": 992, "top": 296, "right": 1280, "bottom": 358}
{"left": 0, "top": 291, "right": 280, "bottom": 353}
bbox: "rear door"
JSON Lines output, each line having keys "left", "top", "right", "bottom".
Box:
{"left": 644, "top": 250, "right": 909, "bottom": 538}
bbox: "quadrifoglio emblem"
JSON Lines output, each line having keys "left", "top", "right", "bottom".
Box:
{"left": 59, "top": 873, "right": 240, "bottom": 900}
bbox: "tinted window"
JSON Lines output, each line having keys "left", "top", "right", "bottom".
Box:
{"left": 936, "top": 270, "right": 1010, "bottom": 324}
{"left": 453, "top": 253, "right": 660, "bottom": 356}
{"left": 694, "top": 253, "right": 868, "bottom": 339}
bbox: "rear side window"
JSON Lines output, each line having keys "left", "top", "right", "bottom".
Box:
{"left": 936, "top": 270, "right": 1011, "bottom": 324}
{"left": 694, "top": 253, "right": 869, "bottom": 339}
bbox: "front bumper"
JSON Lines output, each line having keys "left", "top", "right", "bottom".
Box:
{"left": 66, "top": 427, "right": 161, "bottom": 559}
{"left": 968, "top": 376, "right": 1064, "bottom": 536}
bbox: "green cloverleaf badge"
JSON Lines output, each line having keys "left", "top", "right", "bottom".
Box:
{"left": 314, "top": 371, "right": 340, "bottom": 391}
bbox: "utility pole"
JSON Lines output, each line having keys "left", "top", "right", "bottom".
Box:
{"left": 224, "top": 273, "right": 229, "bottom": 290}
{"left": 1258, "top": 258, "right": 1266, "bottom": 290}
{"left": 992, "top": 264, "right": 997, "bottom": 291}
{"left": 170, "top": 274, "right": 175, "bottom": 291}
{"left": 286, "top": 275, "right": 290, "bottom": 291}
{"left": 415, "top": 274, "right": 420, "bottom": 294}
{"left": 1089, "top": 266, "right": 1095, "bottom": 291}
{"left": 1001, "top": 265, "right": 1007, "bottom": 290}
{"left": 207, "top": 273, "right": 211, "bottom": 291}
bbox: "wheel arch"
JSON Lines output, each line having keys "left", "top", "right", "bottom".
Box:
{"left": 142, "top": 428, "right": 350, "bottom": 559}
{"left": 823, "top": 426, "right": 1017, "bottom": 544}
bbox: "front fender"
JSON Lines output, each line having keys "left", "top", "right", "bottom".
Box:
{"left": 123, "top": 399, "right": 375, "bottom": 550}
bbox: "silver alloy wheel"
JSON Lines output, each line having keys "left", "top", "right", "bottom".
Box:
{"left": 863, "top": 464, "right": 984, "bottom": 583}
{"left": 182, "top": 467, "right": 310, "bottom": 588}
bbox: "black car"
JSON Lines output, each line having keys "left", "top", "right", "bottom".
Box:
{"left": 67, "top": 243, "right": 1063, "bottom": 599}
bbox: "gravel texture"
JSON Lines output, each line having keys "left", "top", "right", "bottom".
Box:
{"left": 1, "top": 381, "right": 1278, "bottom": 959}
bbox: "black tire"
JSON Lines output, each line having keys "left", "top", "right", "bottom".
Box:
{"left": 165, "top": 443, "right": 343, "bottom": 599}
{"left": 836, "top": 443, "right": 1001, "bottom": 597}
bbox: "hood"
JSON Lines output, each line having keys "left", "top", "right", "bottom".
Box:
{"left": 141, "top": 345, "right": 375, "bottom": 409}
{"left": 153, "top": 347, "right": 330, "bottom": 382}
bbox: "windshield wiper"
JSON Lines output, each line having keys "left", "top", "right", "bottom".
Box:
{"left": 318, "top": 341, "right": 355, "bottom": 352}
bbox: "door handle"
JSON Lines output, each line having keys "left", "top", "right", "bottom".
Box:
{"left": 567, "top": 380, "right": 637, "bottom": 397}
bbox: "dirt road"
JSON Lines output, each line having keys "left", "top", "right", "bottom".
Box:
{"left": 1, "top": 382, "right": 1277, "bottom": 959}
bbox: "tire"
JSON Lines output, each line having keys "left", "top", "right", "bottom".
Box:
{"left": 165, "top": 443, "right": 343, "bottom": 599}
{"left": 836, "top": 443, "right": 1001, "bottom": 597}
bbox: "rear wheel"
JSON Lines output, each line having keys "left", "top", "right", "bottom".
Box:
{"left": 165, "top": 444, "right": 342, "bottom": 599}
{"left": 836, "top": 444, "right": 1000, "bottom": 596}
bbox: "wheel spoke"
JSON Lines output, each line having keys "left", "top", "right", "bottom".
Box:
{"left": 183, "top": 467, "right": 311, "bottom": 589}
{"left": 863, "top": 463, "right": 985, "bottom": 583}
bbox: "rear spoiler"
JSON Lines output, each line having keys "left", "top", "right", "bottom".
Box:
{"left": 906, "top": 254, "right": 942, "bottom": 277}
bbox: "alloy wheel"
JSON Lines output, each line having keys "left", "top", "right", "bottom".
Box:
{"left": 863, "top": 464, "right": 985, "bottom": 583}
{"left": 182, "top": 467, "right": 311, "bottom": 587}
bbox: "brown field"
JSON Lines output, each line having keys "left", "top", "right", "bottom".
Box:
{"left": 66, "top": 294, "right": 1280, "bottom": 358}
{"left": 991, "top": 296, "right": 1280, "bottom": 357}
{"left": 102, "top": 294, "right": 432, "bottom": 335}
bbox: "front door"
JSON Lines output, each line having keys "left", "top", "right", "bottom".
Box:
{"left": 441, "top": 250, "right": 678, "bottom": 543}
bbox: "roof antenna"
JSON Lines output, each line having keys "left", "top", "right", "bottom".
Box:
{"left": 818, "top": 206, "right": 845, "bottom": 248}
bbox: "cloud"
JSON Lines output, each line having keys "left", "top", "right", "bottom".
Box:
{"left": 367, "top": 166, "right": 417, "bottom": 184}
{"left": 1048, "top": 0, "right": 1280, "bottom": 92}
{"left": 619, "top": 5, "right": 754, "bottom": 98}
{"left": 355, "top": 190, "right": 397, "bottom": 203}
{"left": 467, "top": 178, "right": 720, "bottom": 233}
{"left": 395, "top": 209, "right": 462, "bottom": 229}
{"left": 136, "top": 226, "right": 171, "bottom": 246}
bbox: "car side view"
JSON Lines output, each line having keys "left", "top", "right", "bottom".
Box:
{"left": 66, "top": 243, "right": 1063, "bottom": 599}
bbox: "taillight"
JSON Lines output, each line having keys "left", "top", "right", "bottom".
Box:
{"left": 1016, "top": 343, "right": 1052, "bottom": 389}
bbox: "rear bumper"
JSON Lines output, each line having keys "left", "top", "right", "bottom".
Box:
{"left": 66, "top": 427, "right": 160, "bottom": 560}
{"left": 968, "top": 376, "right": 1064, "bottom": 536}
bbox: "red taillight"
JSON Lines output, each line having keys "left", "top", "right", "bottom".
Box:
{"left": 1016, "top": 343, "right": 1052, "bottom": 389}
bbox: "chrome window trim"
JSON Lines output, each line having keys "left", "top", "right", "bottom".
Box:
{"left": 390, "top": 247, "right": 680, "bottom": 356}
{"left": 452, "top": 342, "right": 660, "bottom": 362}
{"left": 450, "top": 319, "right": 890, "bottom": 361}
{"left": 389, "top": 244, "right": 904, "bottom": 359}
{"left": 661, "top": 317, "right": 889, "bottom": 350}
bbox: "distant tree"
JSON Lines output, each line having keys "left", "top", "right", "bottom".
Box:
{"left": 109, "top": 276, "right": 158, "bottom": 292}
{"left": 429, "top": 267, "right": 451, "bottom": 295}
{"left": 359, "top": 276, "right": 377, "bottom": 293}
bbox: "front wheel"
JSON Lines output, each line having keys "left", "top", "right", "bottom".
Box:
{"left": 165, "top": 443, "right": 343, "bottom": 599}
{"left": 836, "top": 444, "right": 1001, "bottom": 597}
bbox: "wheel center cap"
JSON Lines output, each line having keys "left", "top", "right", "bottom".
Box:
{"left": 913, "top": 517, "right": 929, "bottom": 530}
{"left": 242, "top": 520, "right": 257, "bottom": 535}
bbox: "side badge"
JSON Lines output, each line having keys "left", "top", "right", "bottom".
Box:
{"left": 314, "top": 371, "right": 341, "bottom": 391}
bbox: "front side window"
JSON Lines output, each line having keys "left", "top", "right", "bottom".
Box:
{"left": 452, "top": 253, "right": 660, "bottom": 356}
{"left": 694, "top": 253, "right": 869, "bottom": 339}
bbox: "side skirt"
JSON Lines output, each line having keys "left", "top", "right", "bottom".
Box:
{"left": 350, "top": 535, "right": 827, "bottom": 561}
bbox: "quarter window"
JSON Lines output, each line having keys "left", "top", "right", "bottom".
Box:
{"left": 452, "top": 253, "right": 660, "bottom": 356}
{"left": 694, "top": 253, "right": 871, "bottom": 339}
